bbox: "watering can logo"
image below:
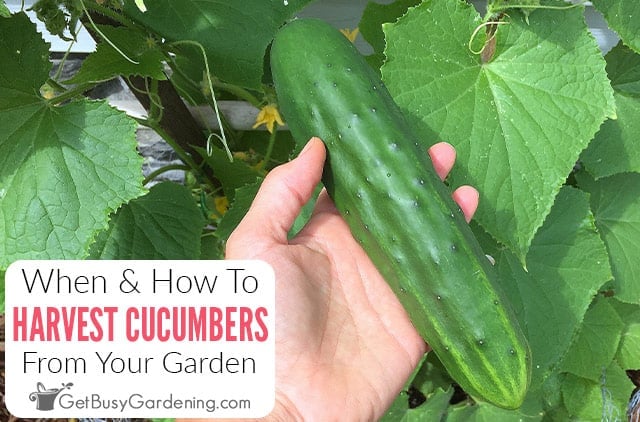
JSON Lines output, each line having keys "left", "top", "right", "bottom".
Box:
{"left": 28, "top": 382, "right": 73, "bottom": 411}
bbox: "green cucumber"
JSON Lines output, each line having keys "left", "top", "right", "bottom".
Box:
{"left": 270, "top": 18, "right": 531, "bottom": 409}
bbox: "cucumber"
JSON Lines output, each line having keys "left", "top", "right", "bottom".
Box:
{"left": 270, "top": 18, "right": 531, "bottom": 409}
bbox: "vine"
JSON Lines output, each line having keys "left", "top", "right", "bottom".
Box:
{"left": 79, "top": 0, "right": 139, "bottom": 64}
{"left": 168, "top": 40, "right": 233, "bottom": 161}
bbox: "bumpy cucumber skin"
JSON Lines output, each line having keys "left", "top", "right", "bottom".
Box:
{"left": 271, "top": 18, "right": 531, "bottom": 409}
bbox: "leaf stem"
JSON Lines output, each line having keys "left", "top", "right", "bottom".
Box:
{"left": 46, "top": 78, "right": 68, "bottom": 93}
{"left": 163, "top": 52, "right": 240, "bottom": 147}
{"left": 213, "top": 80, "right": 263, "bottom": 108}
{"left": 79, "top": 0, "right": 139, "bottom": 65}
{"left": 167, "top": 40, "right": 231, "bottom": 160}
{"left": 258, "top": 124, "right": 279, "bottom": 172}
{"left": 84, "top": 1, "right": 139, "bottom": 29}
{"left": 164, "top": 44, "right": 262, "bottom": 108}
{"left": 488, "top": 0, "right": 587, "bottom": 15}
{"left": 142, "top": 164, "right": 190, "bottom": 185}
{"left": 468, "top": 21, "right": 508, "bottom": 55}
{"left": 145, "top": 121, "right": 216, "bottom": 186}
{"left": 46, "top": 82, "right": 97, "bottom": 105}
{"left": 52, "top": 37, "right": 77, "bottom": 82}
{"left": 142, "top": 119, "right": 215, "bottom": 187}
{"left": 147, "top": 78, "right": 165, "bottom": 123}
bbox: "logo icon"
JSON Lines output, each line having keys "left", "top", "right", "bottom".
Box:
{"left": 28, "top": 382, "right": 73, "bottom": 411}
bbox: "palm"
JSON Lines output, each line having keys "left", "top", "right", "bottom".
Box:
{"left": 233, "top": 191, "right": 426, "bottom": 420}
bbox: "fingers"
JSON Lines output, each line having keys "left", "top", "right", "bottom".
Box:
{"left": 453, "top": 185, "right": 479, "bottom": 223}
{"left": 226, "top": 137, "right": 326, "bottom": 253}
{"left": 428, "top": 142, "right": 479, "bottom": 222}
{"left": 428, "top": 142, "right": 456, "bottom": 181}
{"left": 227, "top": 136, "right": 479, "bottom": 257}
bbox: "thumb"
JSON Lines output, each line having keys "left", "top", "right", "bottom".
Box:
{"left": 226, "top": 137, "right": 326, "bottom": 255}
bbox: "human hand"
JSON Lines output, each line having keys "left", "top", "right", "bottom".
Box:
{"left": 189, "top": 137, "right": 478, "bottom": 421}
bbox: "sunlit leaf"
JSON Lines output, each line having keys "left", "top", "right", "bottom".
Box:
{"left": 382, "top": 0, "right": 615, "bottom": 260}
{"left": 0, "top": 13, "right": 146, "bottom": 268}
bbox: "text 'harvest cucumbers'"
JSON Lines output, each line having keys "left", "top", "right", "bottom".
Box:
{"left": 270, "top": 18, "right": 531, "bottom": 409}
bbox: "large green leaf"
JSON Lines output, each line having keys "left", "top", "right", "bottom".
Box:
{"left": 382, "top": 0, "right": 615, "bottom": 260}
{"left": 465, "top": 187, "right": 612, "bottom": 417}
{"left": 591, "top": 0, "right": 640, "bottom": 54}
{"left": 561, "top": 363, "right": 632, "bottom": 421}
{"left": 581, "top": 43, "right": 640, "bottom": 177}
{"left": 122, "top": 0, "right": 316, "bottom": 90}
{"left": 578, "top": 172, "right": 640, "bottom": 304}
{"left": 0, "top": 13, "right": 50, "bottom": 105}
{"left": 0, "top": 13, "right": 146, "bottom": 268}
{"left": 89, "top": 182, "right": 204, "bottom": 259}
{"left": 611, "top": 300, "right": 640, "bottom": 369}
{"left": 488, "top": 187, "right": 612, "bottom": 390}
{"left": 559, "top": 296, "right": 625, "bottom": 382}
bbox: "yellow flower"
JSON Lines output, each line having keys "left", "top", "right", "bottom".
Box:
{"left": 252, "top": 104, "right": 285, "bottom": 133}
{"left": 340, "top": 27, "right": 360, "bottom": 43}
{"left": 214, "top": 196, "right": 229, "bottom": 216}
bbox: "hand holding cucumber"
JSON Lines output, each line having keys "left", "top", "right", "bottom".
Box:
{"left": 223, "top": 137, "right": 478, "bottom": 421}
